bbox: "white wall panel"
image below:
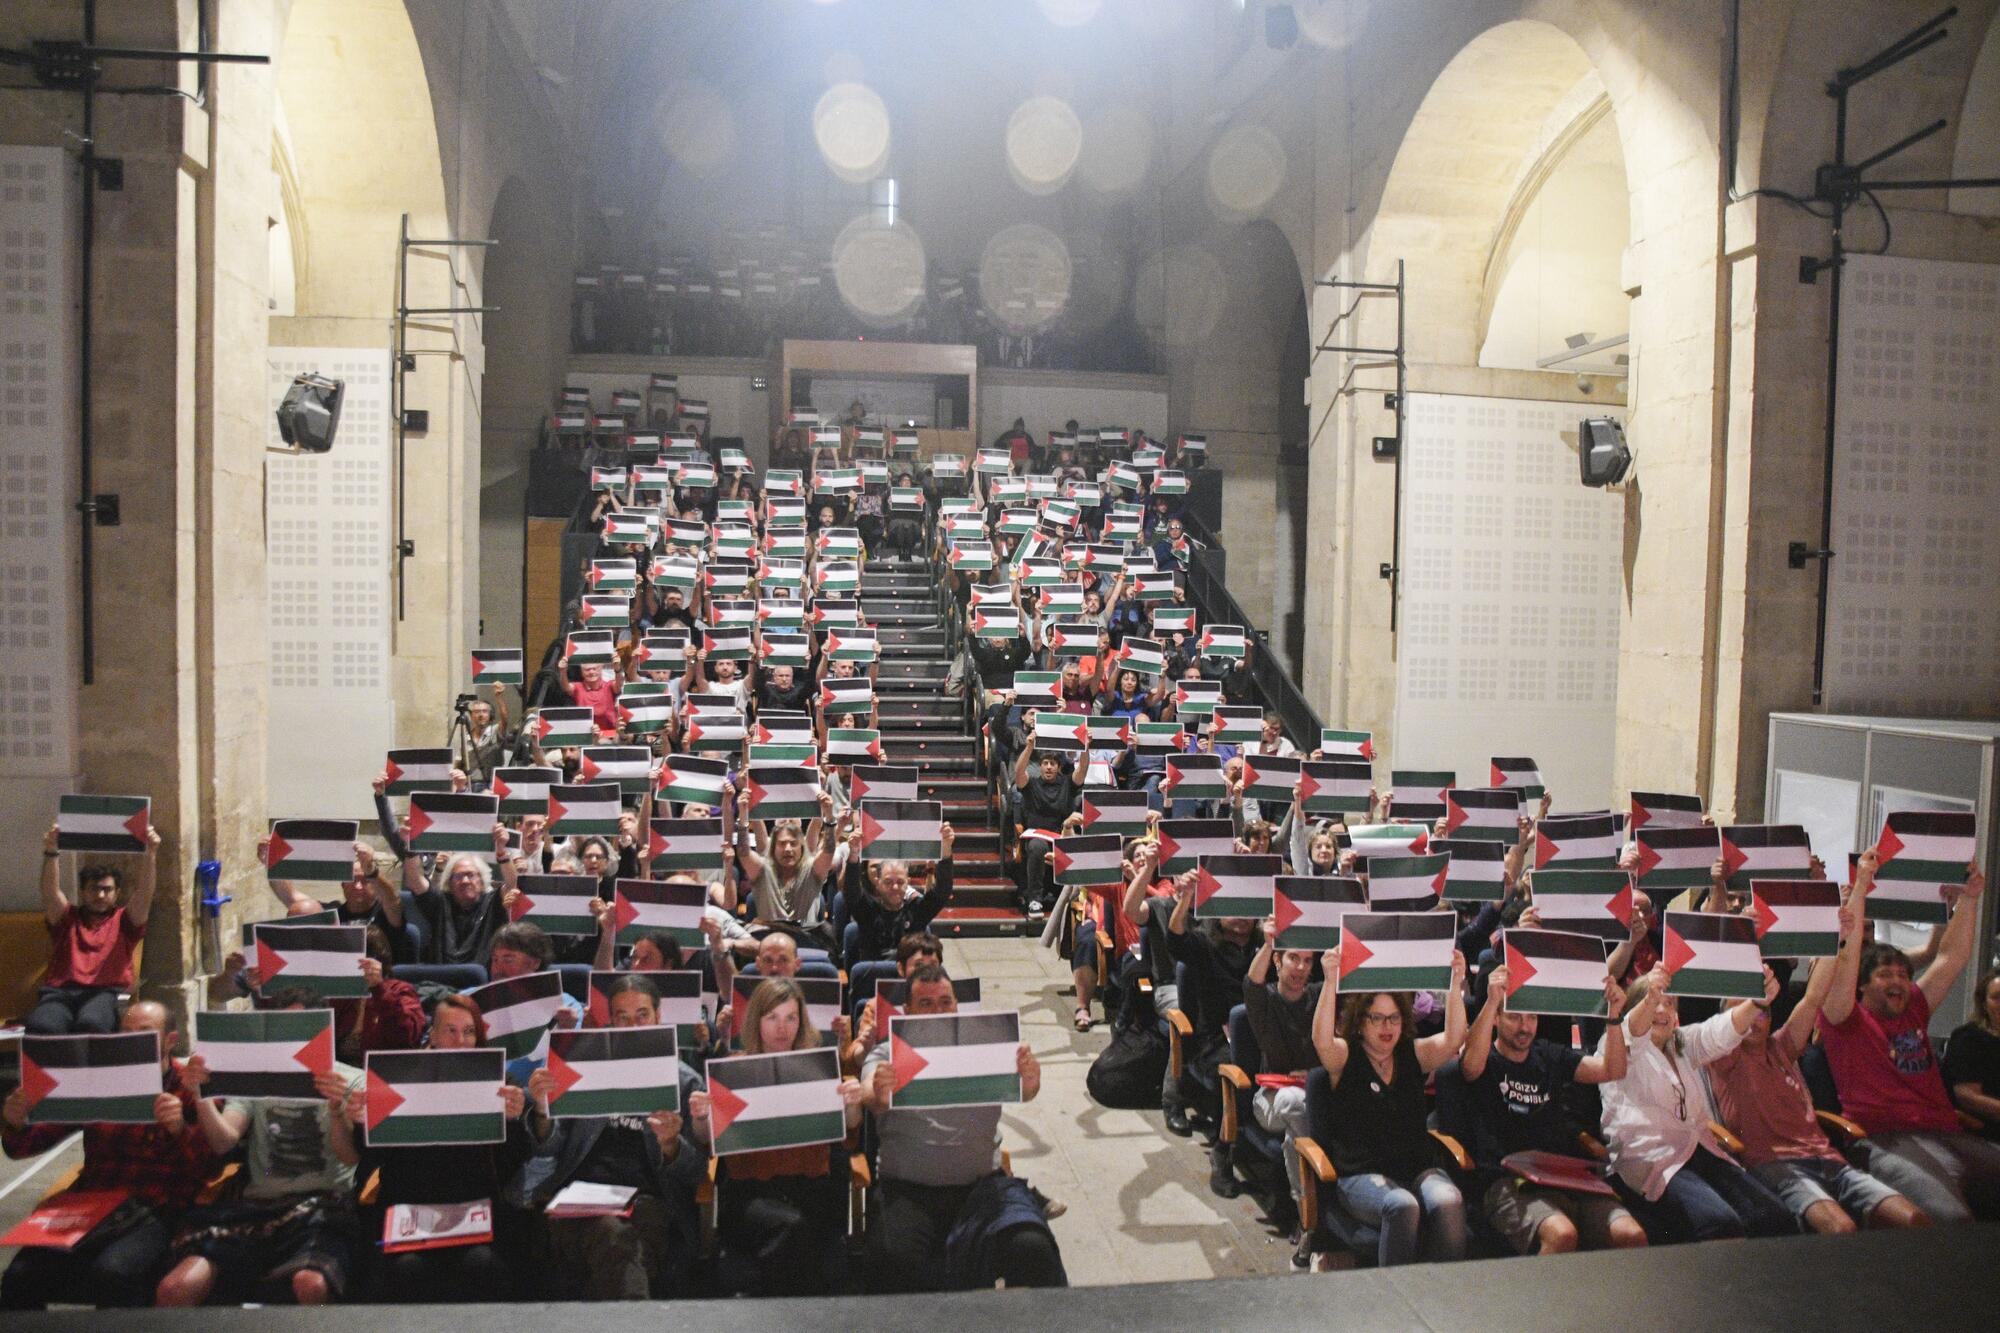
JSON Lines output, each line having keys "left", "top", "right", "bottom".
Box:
{"left": 1393, "top": 394, "right": 1623, "bottom": 807}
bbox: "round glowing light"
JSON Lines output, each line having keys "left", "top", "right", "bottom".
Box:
{"left": 1297, "top": 0, "right": 1372, "bottom": 50}
{"left": 1035, "top": 0, "right": 1100, "bottom": 26}
{"left": 978, "top": 223, "right": 1073, "bottom": 333}
{"left": 1206, "top": 123, "right": 1286, "bottom": 217}
{"left": 814, "top": 82, "right": 892, "bottom": 184}
{"left": 831, "top": 216, "right": 927, "bottom": 326}
{"left": 1005, "top": 95, "right": 1083, "bottom": 196}
{"left": 1132, "top": 245, "right": 1228, "bottom": 349}
{"left": 657, "top": 82, "right": 736, "bottom": 173}
{"left": 1078, "top": 104, "right": 1153, "bottom": 194}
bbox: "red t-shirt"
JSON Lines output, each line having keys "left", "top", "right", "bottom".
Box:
{"left": 569, "top": 676, "right": 621, "bottom": 733}
{"left": 1085, "top": 881, "right": 1174, "bottom": 956}
{"left": 1820, "top": 987, "right": 1961, "bottom": 1135}
{"left": 45, "top": 904, "right": 145, "bottom": 989}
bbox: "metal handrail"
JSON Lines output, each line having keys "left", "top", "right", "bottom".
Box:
{"left": 1174, "top": 508, "right": 1326, "bottom": 749}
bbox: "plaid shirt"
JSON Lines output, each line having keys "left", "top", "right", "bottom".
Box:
{"left": 1, "top": 1060, "right": 216, "bottom": 1210}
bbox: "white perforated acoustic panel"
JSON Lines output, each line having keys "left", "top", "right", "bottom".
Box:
{"left": 0, "top": 148, "right": 80, "bottom": 910}
{"left": 1826, "top": 256, "right": 2000, "bottom": 716}
{"left": 1393, "top": 395, "right": 1623, "bottom": 808}
{"left": 266, "top": 349, "right": 395, "bottom": 819}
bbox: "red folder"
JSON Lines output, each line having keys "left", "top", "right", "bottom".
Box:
{"left": 1501, "top": 1150, "right": 1618, "bottom": 1197}
{"left": 0, "top": 1189, "right": 129, "bottom": 1249}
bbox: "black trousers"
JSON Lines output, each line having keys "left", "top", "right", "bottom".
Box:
{"left": 1, "top": 1205, "right": 172, "bottom": 1309}
{"left": 865, "top": 1178, "right": 1064, "bottom": 1293}
{"left": 716, "top": 1173, "right": 848, "bottom": 1296}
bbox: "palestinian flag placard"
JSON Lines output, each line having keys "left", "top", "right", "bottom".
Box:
{"left": 743, "top": 767, "right": 822, "bottom": 822}
{"left": 850, "top": 764, "right": 919, "bottom": 805}
{"left": 566, "top": 630, "right": 617, "bottom": 666}
{"left": 1319, "top": 730, "right": 1377, "bottom": 762}
{"left": 1164, "top": 753, "right": 1229, "bottom": 801}
{"left": 1304, "top": 759, "right": 1377, "bottom": 816}
{"left": 1152, "top": 469, "right": 1190, "bottom": 496}
{"left": 887, "top": 1011, "right": 1022, "bottom": 1109}
{"left": 1751, "top": 879, "right": 1842, "bottom": 958}
{"left": 819, "top": 677, "right": 875, "bottom": 716}
{"left": 1500, "top": 930, "right": 1611, "bottom": 1017}
{"left": 823, "top": 629, "right": 880, "bottom": 663}
{"left": 814, "top": 467, "right": 862, "bottom": 495}
{"left": 1134, "top": 721, "right": 1185, "bottom": 753}
{"left": 1367, "top": 853, "right": 1448, "bottom": 912}
{"left": 706, "top": 1047, "right": 846, "bottom": 1156}
{"left": 267, "top": 819, "right": 359, "bottom": 883}
{"left": 1535, "top": 813, "right": 1621, "bottom": 870}
{"left": 701, "top": 623, "right": 753, "bottom": 661}
{"left": 1530, "top": 869, "right": 1636, "bottom": 941}
{"left": 464, "top": 971, "right": 566, "bottom": 1061}
{"left": 827, "top": 728, "right": 885, "bottom": 763}
{"left": 705, "top": 562, "right": 754, "bottom": 598}
{"left": 713, "top": 528, "right": 757, "bottom": 561}
{"left": 664, "top": 517, "right": 709, "bottom": 548}
{"left": 54, "top": 795, "right": 150, "bottom": 854}
{"left": 808, "top": 596, "right": 861, "bottom": 629}
{"left": 634, "top": 633, "right": 691, "bottom": 671}
{"left": 1174, "top": 679, "right": 1221, "bottom": 717}
{"left": 1346, "top": 823, "right": 1430, "bottom": 863}
{"left": 602, "top": 512, "right": 651, "bottom": 545}
{"left": 1444, "top": 788, "right": 1522, "bottom": 841}
{"left": 1157, "top": 819, "right": 1234, "bottom": 875}
{"left": 548, "top": 1027, "right": 683, "bottom": 1119}
{"left": 1043, "top": 621, "right": 1097, "bottom": 658}
{"left": 578, "top": 594, "right": 632, "bottom": 629}
{"left": 759, "top": 632, "right": 811, "bottom": 670}
{"left": 1018, "top": 558, "right": 1064, "bottom": 588}
{"left": 510, "top": 873, "right": 604, "bottom": 935}
{"left": 1661, "top": 911, "right": 1764, "bottom": 999}
{"left": 365, "top": 1048, "right": 506, "bottom": 1148}
{"left": 591, "top": 466, "right": 628, "bottom": 492}
{"left": 18, "top": 1032, "right": 161, "bottom": 1125}
{"left": 860, "top": 799, "right": 943, "bottom": 862}
{"left": 534, "top": 707, "right": 596, "bottom": 749}
{"left": 408, "top": 793, "right": 499, "bottom": 854}
{"left": 588, "top": 558, "right": 639, "bottom": 595}
{"left": 1195, "top": 854, "right": 1280, "bottom": 920}
{"left": 548, "top": 783, "right": 622, "bottom": 837}
{"left": 614, "top": 879, "right": 706, "bottom": 948}
{"left": 1630, "top": 792, "right": 1705, "bottom": 832}
{"left": 875, "top": 977, "right": 981, "bottom": 1022}
{"left": 192, "top": 1010, "right": 335, "bottom": 1100}
{"left": 1054, "top": 833, "right": 1124, "bottom": 887}
{"left": 969, "top": 607, "right": 1023, "bottom": 640}
{"left": 757, "top": 599, "right": 806, "bottom": 631}
{"left": 649, "top": 818, "right": 722, "bottom": 875}
{"left": 1132, "top": 571, "right": 1176, "bottom": 603}
{"left": 1101, "top": 510, "right": 1142, "bottom": 540}
{"left": 1242, "top": 753, "right": 1301, "bottom": 804}
{"left": 1212, "top": 707, "right": 1263, "bottom": 747}
{"left": 1719, "top": 824, "right": 1813, "bottom": 891}
{"left": 1151, "top": 607, "right": 1197, "bottom": 637}
{"left": 1080, "top": 789, "right": 1149, "bottom": 833}
{"left": 750, "top": 743, "right": 818, "bottom": 769}
{"left": 996, "top": 507, "right": 1039, "bottom": 538}
{"left": 968, "top": 582, "right": 1014, "bottom": 609}
{"left": 764, "top": 558, "right": 810, "bottom": 591}
{"left": 1432, "top": 839, "right": 1508, "bottom": 902}
{"left": 586, "top": 970, "right": 707, "bottom": 1037}
{"left": 1032, "top": 712, "right": 1087, "bottom": 755}
{"left": 728, "top": 975, "right": 844, "bottom": 1042}
{"left": 470, "top": 648, "right": 525, "bottom": 686}
{"left": 1273, "top": 876, "right": 1365, "bottom": 950}
{"left": 656, "top": 755, "right": 728, "bottom": 805}
{"left": 617, "top": 691, "right": 672, "bottom": 735}
{"left": 1011, "top": 672, "right": 1060, "bottom": 706}
{"left": 253, "top": 922, "right": 367, "bottom": 999}
{"left": 239, "top": 909, "right": 336, "bottom": 949}
{"left": 816, "top": 527, "right": 864, "bottom": 560}
{"left": 1389, "top": 771, "right": 1455, "bottom": 824}
{"left": 755, "top": 713, "right": 816, "bottom": 748}
{"left": 890, "top": 486, "right": 925, "bottom": 512}
{"left": 682, "top": 707, "right": 747, "bottom": 752}
{"left": 1632, "top": 825, "right": 1720, "bottom": 891}
{"left": 1337, "top": 913, "right": 1455, "bottom": 993}
{"left": 384, "top": 748, "right": 455, "bottom": 797}
{"left": 947, "top": 541, "right": 996, "bottom": 572}
{"left": 630, "top": 465, "right": 675, "bottom": 494}
{"left": 1490, "top": 756, "right": 1545, "bottom": 801}
{"left": 1199, "top": 625, "right": 1247, "bottom": 659}
{"left": 676, "top": 459, "right": 717, "bottom": 489}
{"left": 1872, "top": 810, "right": 1976, "bottom": 925}
{"left": 1117, "top": 637, "right": 1166, "bottom": 676}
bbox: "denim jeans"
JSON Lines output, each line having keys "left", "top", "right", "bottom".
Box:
{"left": 1622, "top": 1146, "right": 1797, "bottom": 1242}
{"left": 1333, "top": 1168, "right": 1466, "bottom": 1266}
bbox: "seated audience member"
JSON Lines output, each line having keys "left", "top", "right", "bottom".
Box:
{"left": 28, "top": 820, "right": 159, "bottom": 1035}
{"left": 692, "top": 979, "right": 865, "bottom": 1296}
{"left": 1071, "top": 838, "right": 1168, "bottom": 1030}
{"left": 517, "top": 976, "right": 709, "bottom": 1299}
{"left": 2, "top": 1000, "right": 213, "bottom": 1309}
{"left": 848, "top": 932, "right": 946, "bottom": 1059}
{"left": 486, "top": 922, "right": 587, "bottom": 1083}
{"left": 1596, "top": 966, "right": 1795, "bottom": 1242}
{"left": 1458, "top": 964, "right": 1646, "bottom": 1254}
{"left": 1711, "top": 894, "right": 1927, "bottom": 1233}
{"left": 1308, "top": 954, "right": 1471, "bottom": 1266}
{"left": 861, "top": 966, "right": 1063, "bottom": 1292}
{"left": 1013, "top": 740, "right": 1083, "bottom": 917}
{"left": 1820, "top": 860, "right": 2000, "bottom": 1222}
{"left": 159, "top": 988, "right": 364, "bottom": 1307}
{"left": 1241, "top": 917, "right": 1322, "bottom": 1254}
{"left": 1121, "top": 845, "right": 1196, "bottom": 1129}
{"left": 1166, "top": 874, "right": 1264, "bottom": 1196}
{"left": 381, "top": 826, "right": 518, "bottom": 987}
{"left": 334, "top": 994, "right": 531, "bottom": 1303}
{"left": 736, "top": 815, "right": 838, "bottom": 949}
{"left": 842, "top": 826, "right": 956, "bottom": 991}
{"left": 1943, "top": 966, "right": 2000, "bottom": 1137}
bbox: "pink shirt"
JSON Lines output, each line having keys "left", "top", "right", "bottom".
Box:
{"left": 1711, "top": 1034, "right": 1836, "bottom": 1165}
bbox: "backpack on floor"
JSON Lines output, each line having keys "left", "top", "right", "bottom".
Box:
{"left": 1085, "top": 1021, "right": 1169, "bottom": 1110}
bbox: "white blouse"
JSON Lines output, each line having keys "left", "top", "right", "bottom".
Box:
{"left": 1597, "top": 1009, "right": 1747, "bottom": 1200}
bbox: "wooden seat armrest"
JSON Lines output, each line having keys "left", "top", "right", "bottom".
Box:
{"left": 1166, "top": 1009, "right": 1193, "bottom": 1081}
{"left": 1708, "top": 1121, "right": 1747, "bottom": 1156}
{"left": 1294, "top": 1136, "right": 1337, "bottom": 1236}
{"left": 1816, "top": 1109, "right": 1868, "bottom": 1140}
{"left": 354, "top": 1168, "right": 380, "bottom": 1208}
{"left": 1428, "top": 1130, "right": 1473, "bottom": 1172}
{"left": 849, "top": 1152, "right": 872, "bottom": 1189}
{"left": 1217, "top": 1065, "right": 1251, "bottom": 1143}
{"left": 1957, "top": 1109, "right": 1984, "bottom": 1133}
{"left": 1576, "top": 1131, "right": 1609, "bottom": 1161}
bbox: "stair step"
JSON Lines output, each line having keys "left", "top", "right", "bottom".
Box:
{"left": 933, "top": 906, "right": 1028, "bottom": 938}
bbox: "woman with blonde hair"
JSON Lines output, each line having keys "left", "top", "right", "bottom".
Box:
{"left": 688, "top": 979, "right": 864, "bottom": 1295}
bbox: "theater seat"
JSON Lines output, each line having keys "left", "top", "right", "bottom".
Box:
{"left": 1298, "top": 1065, "right": 1470, "bottom": 1266}
{"left": 1217, "top": 1005, "right": 1287, "bottom": 1193}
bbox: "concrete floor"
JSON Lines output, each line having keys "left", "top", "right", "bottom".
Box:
{"left": 0, "top": 936, "right": 1294, "bottom": 1289}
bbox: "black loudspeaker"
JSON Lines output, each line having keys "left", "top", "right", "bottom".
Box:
{"left": 1265, "top": 4, "right": 1299, "bottom": 49}
{"left": 1578, "top": 417, "right": 1631, "bottom": 487}
{"left": 275, "top": 372, "right": 345, "bottom": 453}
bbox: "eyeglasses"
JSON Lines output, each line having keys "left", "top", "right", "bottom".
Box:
{"left": 1361, "top": 1012, "right": 1401, "bottom": 1026}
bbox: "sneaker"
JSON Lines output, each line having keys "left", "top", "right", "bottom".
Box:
{"left": 1027, "top": 1186, "right": 1068, "bottom": 1220}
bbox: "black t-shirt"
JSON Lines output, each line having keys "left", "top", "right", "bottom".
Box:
{"left": 1019, "top": 773, "right": 1079, "bottom": 829}
{"left": 1467, "top": 1039, "right": 1585, "bottom": 1166}
{"left": 1944, "top": 1023, "right": 2000, "bottom": 1107}
{"left": 410, "top": 888, "right": 508, "bottom": 966}
{"left": 1170, "top": 924, "right": 1259, "bottom": 1040}
{"left": 1325, "top": 1041, "right": 1432, "bottom": 1182}
{"left": 757, "top": 678, "right": 815, "bottom": 714}
{"left": 574, "top": 1117, "right": 658, "bottom": 1193}
{"left": 1243, "top": 980, "right": 1319, "bottom": 1076}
